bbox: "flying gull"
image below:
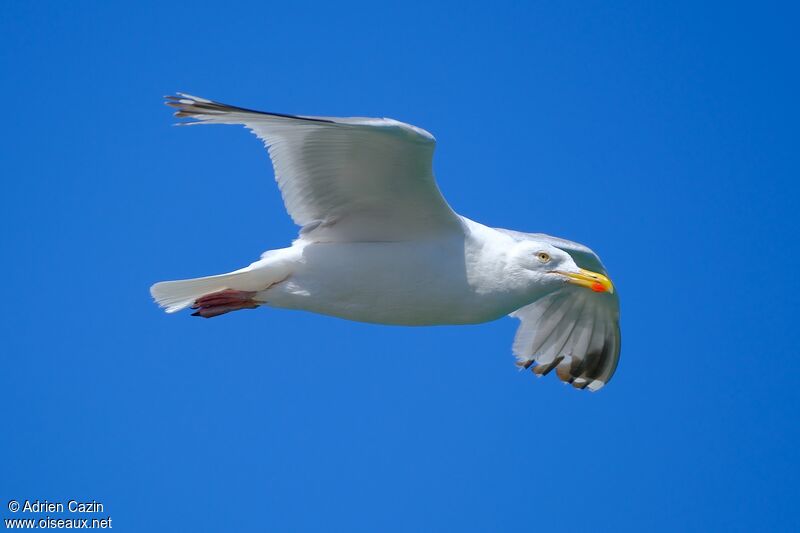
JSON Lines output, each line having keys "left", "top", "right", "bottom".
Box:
{"left": 151, "top": 94, "right": 621, "bottom": 391}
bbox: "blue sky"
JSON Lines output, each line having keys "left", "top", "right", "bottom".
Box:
{"left": 1, "top": 1, "right": 798, "bottom": 531}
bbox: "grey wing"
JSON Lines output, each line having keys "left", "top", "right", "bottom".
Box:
{"left": 166, "top": 94, "right": 463, "bottom": 242}
{"left": 510, "top": 288, "right": 620, "bottom": 391}
{"left": 498, "top": 229, "right": 621, "bottom": 391}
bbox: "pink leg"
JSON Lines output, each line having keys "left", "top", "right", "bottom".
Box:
{"left": 191, "top": 289, "right": 260, "bottom": 318}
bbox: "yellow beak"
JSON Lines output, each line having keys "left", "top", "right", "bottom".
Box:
{"left": 557, "top": 268, "right": 614, "bottom": 294}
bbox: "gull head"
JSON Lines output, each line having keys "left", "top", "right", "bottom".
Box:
{"left": 510, "top": 241, "right": 614, "bottom": 295}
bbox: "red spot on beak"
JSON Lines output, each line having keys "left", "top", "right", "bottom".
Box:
{"left": 591, "top": 282, "right": 606, "bottom": 292}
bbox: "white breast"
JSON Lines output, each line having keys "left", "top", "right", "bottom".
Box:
{"left": 261, "top": 231, "right": 524, "bottom": 326}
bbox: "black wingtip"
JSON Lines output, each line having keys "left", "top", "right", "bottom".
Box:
{"left": 163, "top": 92, "right": 337, "bottom": 124}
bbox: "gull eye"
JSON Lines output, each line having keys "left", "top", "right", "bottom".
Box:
{"left": 536, "top": 252, "right": 551, "bottom": 263}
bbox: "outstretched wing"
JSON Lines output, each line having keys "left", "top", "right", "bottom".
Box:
{"left": 499, "top": 229, "right": 621, "bottom": 391}
{"left": 167, "top": 94, "right": 463, "bottom": 241}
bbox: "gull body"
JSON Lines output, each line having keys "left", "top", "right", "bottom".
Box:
{"left": 247, "top": 218, "right": 564, "bottom": 326}
{"left": 151, "top": 94, "right": 621, "bottom": 391}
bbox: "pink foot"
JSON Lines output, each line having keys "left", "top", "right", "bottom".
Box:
{"left": 191, "top": 289, "right": 260, "bottom": 318}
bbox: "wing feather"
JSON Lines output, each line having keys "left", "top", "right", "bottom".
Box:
{"left": 166, "top": 93, "right": 462, "bottom": 241}
{"left": 512, "top": 289, "right": 619, "bottom": 391}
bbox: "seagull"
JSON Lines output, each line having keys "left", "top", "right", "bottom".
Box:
{"left": 151, "top": 94, "right": 621, "bottom": 391}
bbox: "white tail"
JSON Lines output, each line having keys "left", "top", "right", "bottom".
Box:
{"left": 150, "top": 271, "right": 255, "bottom": 313}
{"left": 152, "top": 248, "right": 298, "bottom": 314}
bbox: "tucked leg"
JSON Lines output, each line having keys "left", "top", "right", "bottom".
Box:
{"left": 191, "top": 289, "right": 260, "bottom": 318}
